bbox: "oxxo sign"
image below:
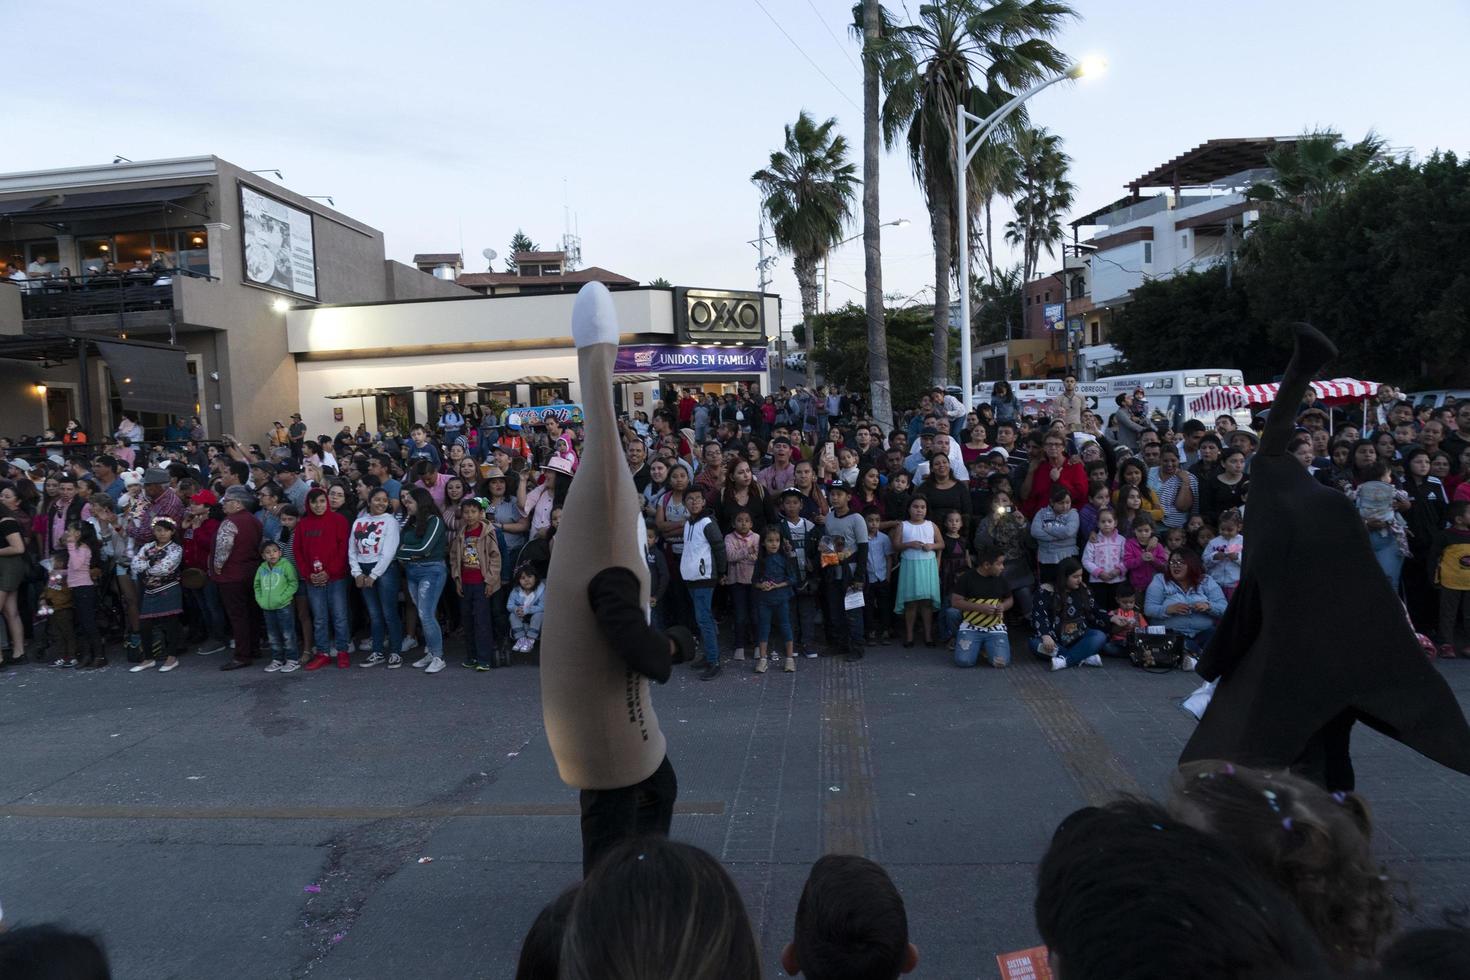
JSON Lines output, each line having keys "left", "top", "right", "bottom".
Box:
{"left": 676, "top": 288, "right": 765, "bottom": 344}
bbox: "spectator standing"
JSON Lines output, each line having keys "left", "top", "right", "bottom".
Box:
{"left": 351, "top": 487, "right": 403, "bottom": 668}
{"left": 212, "top": 485, "right": 263, "bottom": 669}
{"left": 255, "top": 540, "right": 300, "bottom": 673}
{"left": 296, "top": 488, "right": 352, "bottom": 671}
{"left": 451, "top": 496, "right": 502, "bottom": 669}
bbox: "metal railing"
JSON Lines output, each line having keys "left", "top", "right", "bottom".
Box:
{"left": 16, "top": 269, "right": 217, "bottom": 321}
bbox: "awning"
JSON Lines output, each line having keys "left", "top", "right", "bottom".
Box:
{"left": 0, "top": 184, "right": 209, "bottom": 220}
{"left": 413, "top": 382, "right": 480, "bottom": 392}
{"left": 612, "top": 373, "right": 660, "bottom": 384}
{"left": 95, "top": 339, "right": 195, "bottom": 415}
{"left": 1188, "top": 378, "right": 1380, "bottom": 414}
{"left": 508, "top": 375, "right": 568, "bottom": 385}
{"left": 327, "top": 388, "right": 387, "bottom": 399}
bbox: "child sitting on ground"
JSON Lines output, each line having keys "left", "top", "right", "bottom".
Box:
{"left": 1103, "top": 581, "right": 1148, "bottom": 657}
{"left": 782, "top": 854, "right": 919, "bottom": 980}
{"left": 1202, "top": 509, "right": 1244, "bottom": 599}
{"left": 507, "top": 564, "right": 546, "bottom": 654}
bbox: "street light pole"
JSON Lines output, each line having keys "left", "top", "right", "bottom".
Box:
{"left": 957, "top": 57, "right": 1103, "bottom": 397}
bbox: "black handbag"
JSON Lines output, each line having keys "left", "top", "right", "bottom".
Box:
{"left": 1127, "top": 630, "right": 1186, "bottom": 672}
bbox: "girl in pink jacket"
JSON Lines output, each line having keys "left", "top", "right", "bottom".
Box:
{"left": 1082, "top": 507, "right": 1128, "bottom": 609}
{"left": 1123, "top": 515, "right": 1169, "bottom": 593}
{"left": 723, "top": 510, "right": 761, "bottom": 661}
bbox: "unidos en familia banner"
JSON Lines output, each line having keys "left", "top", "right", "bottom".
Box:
{"left": 614, "top": 344, "right": 767, "bottom": 374}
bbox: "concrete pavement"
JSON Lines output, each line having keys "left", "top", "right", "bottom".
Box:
{"left": 2, "top": 638, "right": 1467, "bottom": 978}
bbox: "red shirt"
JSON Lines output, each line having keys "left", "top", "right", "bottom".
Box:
{"left": 292, "top": 510, "right": 350, "bottom": 581}
{"left": 678, "top": 396, "right": 696, "bottom": 424}
{"left": 460, "top": 524, "right": 485, "bottom": 585}
{"left": 1022, "top": 461, "right": 1089, "bottom": 520}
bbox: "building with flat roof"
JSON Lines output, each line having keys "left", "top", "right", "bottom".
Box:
{"left": 0, "top": 156, "right": 467, "bottom": 443}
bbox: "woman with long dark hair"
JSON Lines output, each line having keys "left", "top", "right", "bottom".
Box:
{"left": 0, "top": 482, "right": 29, "bottom": 664}
{"left": 1144, "top": 548, "right": 1226, "bottom": 663}
{"left": 1401, "top": 447, "right": 1448, "bottom": 634}
{"left": 398, "top": 486, "right": 449, "bottom": 674}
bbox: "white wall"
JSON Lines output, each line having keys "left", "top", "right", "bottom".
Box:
{"left": 286, "top": 288, "right": 675, "bottom": 354}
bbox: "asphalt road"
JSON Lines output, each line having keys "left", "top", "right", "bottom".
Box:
{"left": 3, "top": 637, "right": 1467, "bottom": 979}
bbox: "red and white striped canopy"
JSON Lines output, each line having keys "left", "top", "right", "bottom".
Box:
{"left": 1188, "top": 378, "right": 1380, "bottom": 414}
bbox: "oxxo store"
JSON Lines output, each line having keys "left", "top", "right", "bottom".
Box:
{"left": 285, "top": 286, "right": 777, "bottom": 433}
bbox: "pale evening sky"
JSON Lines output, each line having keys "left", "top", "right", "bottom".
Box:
{"left": 10, "top": 0, "right": 1469, "bottom": 334}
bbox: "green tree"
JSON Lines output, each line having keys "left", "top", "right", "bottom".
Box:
{"left": 648, "top": 277, "right": 672, "bottom": 287}
{"left": 808, "top": 302, "right": 957, "bottom": 411}
{"left": 1247, "top": 130, "right": 1389, "bottom": 217}
{"left": 504, "top": 230, "right": 538, "bottom": 272}
{"left": 1105, "top": 266, "right": 1282, "bottom": 379}
{"left": 752, "top": 111, "right": 860, "bottom": 388}
{"left": 1003, "top": 126, "right": 1073, "bottom": 285}
{"left": 971, "top": 263, "right": 1023, "bottom": 345}
{"left": 868, "top": 0, "right": 1075, "bottom": 385}
{"left": 1243, "top": 151, "right": 1470, "bottom": 384}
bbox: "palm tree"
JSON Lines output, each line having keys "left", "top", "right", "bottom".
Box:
{"left": 858, "top": 0, "right": 894, "bottom": 432}
{"left": 973, "top": 137, "right": 1020, "bottom": 283}
{"left": 868, "top": 0, "right": 1075, "bottom": 385}
{"left": 1247, "top": 129, "right": 1389, "bottom": 216}
{"left": 1003, "top": 125, "right": 1073, "bottom": 284}
{"left": 752, "top": 111, "right": 859, "bottom": 389}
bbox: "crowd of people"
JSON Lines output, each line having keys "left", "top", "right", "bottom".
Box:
{"left": 0, "top": 377, "right": 1467, "bottom": 676}
{"left": 7, "top": 760, "right": 1466, "bottom": 979}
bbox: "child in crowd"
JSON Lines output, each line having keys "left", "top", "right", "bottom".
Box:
{"left": 1076, "top": 482, "right": 1110, "bottom": 544}
{"left": 1116, "top": 484, "right": 1147, "bottom": 531}
{"left": 507, "top": 564, "right": 546, "bottom": 653}
{"left": 644, "top": 522, "right": 669, "bottom": 631}
{"left": 255, "top": 539, "right": 300, "bottom": 673}
{"left": 892, "top": 495, "right": 941, "bottom": 648}
{"left": 1432, "top": 498, "right": 1470, "bottom": 657}
{"left": 1031, "top": 558, "right": 1109, "bottom": 671}
{"left": 452, "top": 496, "right": 502, "bottom": 670}
{"left": 1192, "top": 521, "right": 1216, "bottom": 555}
{"left": 1354, "top": 460, "right": 1411, "bottom": 557}
{"left": 782, "top": 854, "right": 919, "bottom": 980}
{"left": 1081, "top": 506, "right": 1127, "bottom": 611}
{"left": 275, "top": 504, "right": 310, "bottom": 662}
{"left": 778, "top": 488, "right": 819, "bottom": 659}
{"left": 753, "top": 526, "right": 798, "bottom": 673}
{"left": 41, "top": 553, "right": 76, "bottom": 668}
{"left": 863, "top": 511, "right": 893, "bottom": 644}
{"left": 947, "top": 543, "right": 1012, "bottom": 668}
{"left": 1202, "top": 509, "right": 1244, "bottom": 599}
{"left": 881, "top": 470, "right": 913, "bottom": 534}
{"left": 722, "top": 510, "right": 759, "bottom": 662}
{"left": 1031, "top": 485, "right": 1079, "bottom": 585}
{"left": 936, "top": 509, "right": 970, "bottom": 643}
{"left": 1162, "top": 525, "right": 1189, "bottom": 555}
{"left": 1124, "top": 515, "right": 1168, "bottom": 592}
{"left": 1169, "top": 762, "right": 1395, "bottom": 971}
{"left": 63, "top": 522, "right": 104, "bottom": 667}
{"left": 129, "top": 516, "right": 184, "bottom": 673}
{"left": 680, "top": 487, "right": 727, "bottom": 679}
{"left": 1104, "top": 581, "right": 1147, "bottom": 657}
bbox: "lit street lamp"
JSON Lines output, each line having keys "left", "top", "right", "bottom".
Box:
{"left": 956, "top": 55, "right": 1105, "bottom": 394}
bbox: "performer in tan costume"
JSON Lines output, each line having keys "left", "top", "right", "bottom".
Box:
{"left": 542, "top": 282, "right": 694, "bottom": 874}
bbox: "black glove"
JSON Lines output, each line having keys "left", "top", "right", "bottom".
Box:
{"left": 664, "top": 626, "right": 695, "bottom": 666}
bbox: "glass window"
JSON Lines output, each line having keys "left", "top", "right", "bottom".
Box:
{"left": 78, "top": 237, "right": 115, "bottom": 274}
{"left": 1142, "top": 242, "right": 1153, "bottom": 264}
{"left": 177, "top": 228, "right": 208, "bottom": 275}
{"left": 114, "top": 231, "right": 153, "bottom": 268}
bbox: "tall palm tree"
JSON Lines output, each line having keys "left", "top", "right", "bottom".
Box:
{"left": 752, "top": 111, "right": 859, "bottom": 389}
{"left": 1003, "top": 125, "right": 1073, "bottom": 284}
{"left": 858, "top": 0, "right": 894, "bottom": 432}
{"left": 1247, "top": 129, "right": 1389, "bottom": 216}
{"left": 868, "top": 0, "right": 1075, "bottom": 385}
{"left": 973, "top": 137, "right": 1020, "bottom": 283}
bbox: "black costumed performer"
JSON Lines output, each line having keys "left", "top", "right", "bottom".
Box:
{"left": 541, "top": 282, "right": 695, "bottom": 875}
{"left": 1180, "top": 323, "right": 1470, "bottom": 790}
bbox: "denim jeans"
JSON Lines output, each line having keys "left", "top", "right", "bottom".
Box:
{"left": 307, "top": 577, "right": 351, "bottom": 654}
{"left": 262, "top": 607, "right": 298, "bottom": 660}
{"left": 945, "top": 613, "right": 1012, "bottom": 667}
{"left": 1029, "top": 627, "right": 1107, "bottom": 666}
{"left": 404, "top": 561, "right": 448, "bottom": 656}
{"left": 1368, "top": 528, "right": 1404, "bottom": 592}
{"left": 460, "top": 584, "right": 496, "bottom": 663}
{"left": 509, "top": 607, "right": 543, "bottom": 640}
{"left": 755, "top": 590, "right": 794, "bottom": 646}
{"left": 195, "top": 580, "right": 227, "bottom": 638}
{"left": 360, "top": 562, "right": 403, "bottom": 656}
{"left": 689, "top": 585, "right": 720, "bottom": 664}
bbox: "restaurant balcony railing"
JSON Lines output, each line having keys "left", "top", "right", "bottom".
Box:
{"left": 18, "top": 268, "right": 217, "bottom": 321}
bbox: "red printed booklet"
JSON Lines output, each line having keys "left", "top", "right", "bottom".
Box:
{"left": 996, "top": 945, "right": 1052, "bottom": 980}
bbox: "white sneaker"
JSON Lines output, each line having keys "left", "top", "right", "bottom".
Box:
{"left": 229, "top": 639, "right": 236, "bottom": 650}
{"left": 412, "top": 653, "right": 433, "bottom": 669}
{"left": 401, "top": 636, "right": 419, "bottom": 653}
{"left": 197, "top": 642, "right": 227, "bottom": 656}
{"left": 754, "top": 657, "right": 769, "bottom": 674}
{"left": 264, "top": 659, "right": 283, "bottom": 672}
{"left": 386, "top": 653, "right": 403, "bottom": 669}
{"left": 733, "top": 648, "right": 745, "bottom": 662}
{"left": 129, "top": 660, "right": 157, "bottom": 673}
{"left": 280, "top": 660, "right": 300, "bottom": 673}
{"left": 424, "top": 656, "right": 446, "bottom": 674}
{"left": 803, "top": 649, "right": 818, "bottom": 659}
{"left": 1182, "top": 655, "right": 1199, "bottom": 672}
{"left": 783, "top": 656, "right": 796, "bottom": 672}
{"left": 1082, "top": 654, "right": 1103, "bottom": 668}
{"left": 1050, "top": 655, "right": 1069, "bottom": 671}
{"left": 360, "top": 652, "right": 385, "bottom": 668}
{"left": 358, "top": 639, "right": 374, "bottom": 651}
